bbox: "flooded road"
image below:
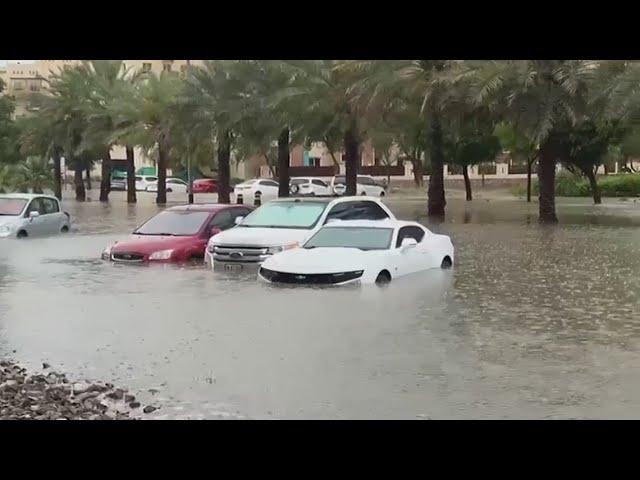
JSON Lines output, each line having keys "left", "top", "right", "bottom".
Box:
{"left": 1, "top": 190, "right": 640, "bottom": 419}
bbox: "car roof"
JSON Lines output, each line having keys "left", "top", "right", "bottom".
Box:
{"left": 0, "top": 193, "right": 58, "bottom": 201}
{"left": 323, "top": 219, "right": 421, "bottom": 229}
{"left": 267, "top": 195, "right": 384, "bottom": 205}
{"left": 167, "top": 203, "right": 251, "bottom": 212}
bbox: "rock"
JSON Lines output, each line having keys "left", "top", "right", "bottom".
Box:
{"left": 106, "top": 389, "right": 124, "bottom": 400}
{"left": 73, "top": 383, "right": 91, "bottom": 395}
{"left": 148, "top": 388, "right": 159, "bottom": 395}
{"left": 143, "top": 405, "right": 157, "bottom": 414}
{"left": 124, "top": 394, "right": 135, "bottom": 403}
{"left": 129, "top": 402, "right": 141, "bottom": 409}
{"left": 42, "top": 363, "right": 50, "bottom": 369}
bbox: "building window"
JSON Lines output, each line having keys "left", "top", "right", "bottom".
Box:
{"left": 310, "top": 157, "right": 321, "bottom": 167}
{"left": 142, "top": 63, "right": 152, "bottom": 73}
{"left": 29, "top": 83, "right": 39, "bottom": 92}
{"left": 13, "top": 80, "right": 25, "bottom": 91}
{"left": 162, "top": 63, "right": 172, "bottom": 72}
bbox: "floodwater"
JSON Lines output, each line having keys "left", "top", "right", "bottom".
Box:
{"left": 1, "top": 190, "right": 640, "bottom": 419}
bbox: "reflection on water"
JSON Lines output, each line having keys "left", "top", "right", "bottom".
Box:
{"left": 0, "top": 193, "right": 639, "bottom": 419}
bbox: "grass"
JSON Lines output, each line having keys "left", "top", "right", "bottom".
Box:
{"left": 510, "top": 173, "right": 640, "bottom": 198}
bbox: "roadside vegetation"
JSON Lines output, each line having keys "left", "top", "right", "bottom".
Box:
{"left": 2, "top": 61, "right": 640, "bottom": 222}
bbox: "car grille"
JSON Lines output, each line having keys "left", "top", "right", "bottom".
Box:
{"left": 112, "top": 252, "right": 145, "bottom": 263}
{"left": 259, "top": 267, "right": 363, "bottom": 285}
{"left": 212, "top": 245, "right": 269, "bottom": 264}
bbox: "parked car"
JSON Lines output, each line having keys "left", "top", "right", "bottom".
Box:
{"left": 330, "top": 175, "right": 386, "bottom": 197}
{"left": 233, "top": 178, "right": 280, "bottom": 203}
{"left": 192, "top": 178, "right": 218, "bottom": 193}
{"left": 110, "top": 175, "right": 128, "bottom": 191}
{"left": 146, "top": 178, "right": 189, "bottom": 193}
{"left": 258, "top": 219, "right": 454, "bottom": 286}
{"left": 289, "top": 177, "right": 332, "bottom": 196}
{"left": 101, "top": 204, "right": 253, "bottom": 264}
{"left": 135, "top": 175, "right": 158, "bottom": 192}
{"left": 0, "top": 194, "right": 71, "bottom": 239}
{"left": 205, "top": 196, "right": 395, "bottom": 272}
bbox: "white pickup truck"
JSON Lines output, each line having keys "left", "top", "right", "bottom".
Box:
{"left": 205, "top": 196, "right": 396, "bottom": 272}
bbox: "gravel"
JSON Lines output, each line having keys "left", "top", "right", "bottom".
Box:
{"left": 0, "top": 359, "right": 159, "bottom": 420}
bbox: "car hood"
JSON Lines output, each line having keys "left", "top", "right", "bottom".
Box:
{"left": 110, "top": 234, "right": 198, "bottom": 254}
{"left": 0, "top": 216, "right": 21, "bottom": 227}
{"left": 262, "top": 247, "right": 379, "bottom": 274}
{"left": 210, "top": 227, "right": 313, "bottom": 247}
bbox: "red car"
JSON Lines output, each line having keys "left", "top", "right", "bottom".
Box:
{"left": 102, "top": 204, "right": 253, "bottom": 263}
{"left": 192, "top": 178, "right": 218, "bottom": 193}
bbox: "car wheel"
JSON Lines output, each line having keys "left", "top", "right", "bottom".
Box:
{"left": 17, "top": 230, "right": 28, "bottom": 239}
{"left": 441, "top": 256, "right": 453, "bottom": 269}
{"left": 61, "top": 226, "right": 69, "bottom": 233}
{"left": 361, "top": 191, "right": 367, "bottom": 196}
{"left": 379, "top": 191, "right": 385, "bottom": 197}
{"left": 375, "top": 270, "right": 391, "bottom": 286}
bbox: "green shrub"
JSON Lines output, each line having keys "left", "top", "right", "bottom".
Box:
{"left": 510, "top": 172, "right": 640, "bottom": 198}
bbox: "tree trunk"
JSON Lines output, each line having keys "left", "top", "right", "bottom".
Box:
{"left": 156, "top": 139, "right": 168, "bottom": 205}
{"left": 586, "top": 168, "right": 602, "bottom": 204}
{"left": 217, "top": 130, "right": 231, "bottom": 204}
{"left": 538, "top": 139, "right": 558, "bottom": 223}
{"left": 53, "top": 150, "right": 62, "bottom": 200}
{"left": 126, "top": 146, "right": 137, "bottom": 203}
{"left": 277, "top": 128, "right": 290, "bottom": 198}
{"left": 427, "top": 116, "right": 446, "bottom": 218}
{"left": 74, "top": 163, "right": 86, "bottom": 202}
{"left": 344, "top": 126, "right": 359, "bottom": 196}
{"left": 526, "top": 159, "right": 533, "bottom": 203}
{"left": 85, "top": 167, "right": 92, "bottom": 190}
{"left": 411, "top": 157, "right": 424, "bottom": 187}
{"left": 99, "top": 149, "right": 111, "bottom": 202}
{"left": 462, "top": 164, "right": 472, "bottom": 201}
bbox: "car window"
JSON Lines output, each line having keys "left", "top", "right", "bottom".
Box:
{"left": 26, "top": 198, "right": 45, "bottom": 216}
{"left": 209, "top": 210, "right": 234, "bottom": 230}
{"left": 305, "top": 227, "right": 393, "bottom": 251}
{"left": 312, "top": 179, "right": 327, "bottom": 187}
{"left": 0, "top": 198, "right": 28, "bottom": 215}
{"left": 333, "top": 176, "right": 346, "bottom": 185}
{"left": 395, "top": 226, "right": 426, "bottom": 248}
{"left": 41, "top": 198, "right": 59, "bottom": 214}
{"left": 135, "top": 176, "right": 142, "bottom": 181}
{"left": 325, "top": 201, "right": 389, "bottom": 222}
{"left": 148, "top": 177, "right": 157, "bottom": 182}
{"left": 260, "top": 180, "right": 279, "bottom": 187}
{"left": 291, "top": 179, "right": 307, "bottom": 186}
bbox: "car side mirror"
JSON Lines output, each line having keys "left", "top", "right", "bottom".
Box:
{"left": 400, "top": 237, "right": 418, "bottom": 250}
{"left": 210, "top": 227, "right": 222, "bottom": 237}
{"left": 234, "top": 216, "right": 244, "bottom": 225}
{"left": 29, "top": 211, "right": 40, "bottom": 219}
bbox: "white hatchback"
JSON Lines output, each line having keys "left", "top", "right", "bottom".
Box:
{"left": 0, "top": 194, "right": 71, "bottom": 238}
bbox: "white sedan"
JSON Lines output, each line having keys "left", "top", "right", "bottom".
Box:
{"left": 146, "top": 177, "right": 189, "bottom": 193}
{"left": 0, "top": 194, "right": 71, "bottom": 239}
{"left": 135, "top": 175, "right": 158, "bottom": 191}
{"left": 233, "top": 179, "right": 280, "bottom": 203}
{"left": 330, "top": 175, "right": 387, "bottom": 197}
{"left": 258, "top": 219, "right": 453, "bottom": 286}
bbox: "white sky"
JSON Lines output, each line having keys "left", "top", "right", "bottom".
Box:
{"left": 0, "top": 60, "right": 35, "bottom": 67}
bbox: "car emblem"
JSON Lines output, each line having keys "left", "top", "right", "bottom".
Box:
{"left": 229, "top": 252, "right": 244, "bottom": 259}
{"left": 295, "top": 275, "right": 306, "bottom": 280}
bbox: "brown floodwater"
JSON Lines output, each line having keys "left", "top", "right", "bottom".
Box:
{"left": 1, "top": 190, "right": 639, "bottom": 419}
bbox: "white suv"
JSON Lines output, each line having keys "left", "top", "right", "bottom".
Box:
{"left": 135, "top": 175, "right": 158, "bottom": 192}
{"left": 205, "top": 196, "right": 395, "bottom": 271}
{"left": 330, "top": 175, "right": 386, "bottom": 197}
{"left": 289, "top": 177, "right": 332, "bottom": 196}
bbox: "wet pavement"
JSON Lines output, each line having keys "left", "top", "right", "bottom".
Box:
{"left": 1, "top": 189, "right": 639, "bottom": 419}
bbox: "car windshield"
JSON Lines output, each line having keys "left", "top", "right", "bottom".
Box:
{"left": 240, "top": 202, "right": 327, "bottom": 229}
{"left": 0, "top": 198, "right": 28, "bottom": 216}
{"left": 304, "top": 227, "right": 393, "bottom": 251}
{"left": 134, "top": 211, "right": 210, "bottom": 236}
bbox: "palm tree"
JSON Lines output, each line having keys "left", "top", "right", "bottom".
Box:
{"left": 108, "top": 71, "right": 183, "bottom": 204}
{"left": 468, "top": 60, "right": 596, "bottom": 223}
{"left": 74, "top": 60, "right": 131, "bottom": 202}
{"left": 12, "top": 156, "right": 54, "bottom": 194}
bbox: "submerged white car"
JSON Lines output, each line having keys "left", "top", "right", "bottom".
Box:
{"left": 233, "top": 179, "right": 280, "bottom": 203}
{"left": 206, "top": 196, "right": 395, "bottom": 271}
{"left": 146, "top": 177, "right": 189, "bottom": 193}
{"left": 330, "top": 175, "right": 387, "bottom": 197}
{"left": 0, "top": 194, "right": 71, "bottom": 238}
{"left": 258, "top": 219, "right": 453, "bottom": 286}
{"left": 289, "top": 177, "right": 332, "bottom": 196}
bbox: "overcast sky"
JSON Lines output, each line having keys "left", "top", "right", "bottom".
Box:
{"left": 0, "top": 60, "right": 35, "bottom": 67}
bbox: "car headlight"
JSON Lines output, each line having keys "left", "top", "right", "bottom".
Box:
{"left": 266, "top": 242, "right": 299, "bottom": 255}
{"left": 0, "top": 225, "right": 14, "bottom": 237}
{"left": 149, "top": 249, "right": 174, "bottom": 260}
